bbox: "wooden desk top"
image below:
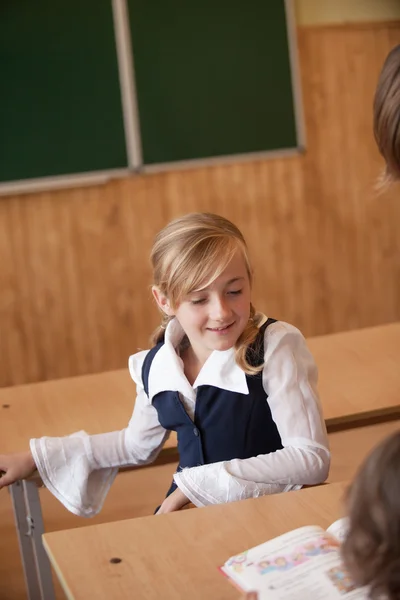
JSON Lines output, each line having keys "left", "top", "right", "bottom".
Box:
{"left": 0, "top": 368, "right": 178, "bottom": 456}
{"left": 307, "top": 322, "right": 400, "bottom": 429}
{"left": 2, "top": 322, "right": 399, "bottom": 453}
{"left": 43, "top": 482, "right": 347, "bottom": 600}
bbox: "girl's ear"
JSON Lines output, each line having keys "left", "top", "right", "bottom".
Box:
{"left": 152, "top": 286, "right": 175, "bottom": 316}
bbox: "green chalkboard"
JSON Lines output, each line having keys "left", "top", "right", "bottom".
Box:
{"left": 0, "top": 0, "right": 127, "bottom": 183}
{"left": 128, "top": 0, "right": 299, "bottom": 166}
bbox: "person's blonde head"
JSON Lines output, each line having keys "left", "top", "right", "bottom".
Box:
{"left": 341, "top": 430, "right": 400, "bottom": 599}
{"left": 150, "top": 213, "right": 264, "bottom": 374}
{"left": 373, "top": 44, "right": 400, "bottom": 185}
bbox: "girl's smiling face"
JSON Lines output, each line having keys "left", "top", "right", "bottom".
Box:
{"left": 153, "top": 250, "right": 251, "bottom": 363}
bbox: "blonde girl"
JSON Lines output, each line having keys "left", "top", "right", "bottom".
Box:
{"left": 0, "top": 213, "right": 329, "bottom": 516}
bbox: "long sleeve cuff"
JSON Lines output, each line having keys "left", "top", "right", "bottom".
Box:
{"left": 30, "top": 431, "right": 118, "bottom": 517}
{"left": 173, "top": 445, "right": 329, "bottom": 507}
{"left": 174, "top": 462, "right": 290, "bottom": 507}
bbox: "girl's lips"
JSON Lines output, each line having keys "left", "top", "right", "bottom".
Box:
{"left": 207, "top": 322, "right": 235, "bottom": 333}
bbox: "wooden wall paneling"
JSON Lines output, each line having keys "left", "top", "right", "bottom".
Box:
{"left": 297, "top": 24, "right": 400, "bottom": 335}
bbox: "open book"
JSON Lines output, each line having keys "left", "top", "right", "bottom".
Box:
{"left": 220, "top": 518, "right": 368, "bottom": 599}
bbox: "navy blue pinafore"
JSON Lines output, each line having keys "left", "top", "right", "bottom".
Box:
{"left": 141, "top": 318, "right": 283, "bottom": 506}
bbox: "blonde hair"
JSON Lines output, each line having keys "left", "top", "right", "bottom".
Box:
{"left": 341, "top": 431, "right": 400, "bottom": 599}
{"left": 150, "top": 213, "right": 264, "bottom": 375}
{"left": 373, "top": 44, "right": 400, "bottom": 185}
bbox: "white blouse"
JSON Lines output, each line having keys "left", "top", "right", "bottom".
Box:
{"left": 30, "top": 318, "right": 330, "bottom": 517}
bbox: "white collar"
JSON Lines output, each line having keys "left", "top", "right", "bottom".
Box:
{"left": 147, "top": 318, "right": 250, "bottom": 402}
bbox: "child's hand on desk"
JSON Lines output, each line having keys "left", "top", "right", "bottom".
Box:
{"left": 0, "top": 451, "right": 36, "bottom": 489}
{"left": 156, "top": 487, "right": 190, "bottom": 514}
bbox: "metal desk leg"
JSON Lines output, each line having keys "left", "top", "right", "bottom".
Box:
{"left": 9, "top": 480, "right": 55, "bottom": 600}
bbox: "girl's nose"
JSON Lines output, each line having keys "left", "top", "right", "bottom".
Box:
{"left": 210, "top": 296, "right": 231, "bottom": 321}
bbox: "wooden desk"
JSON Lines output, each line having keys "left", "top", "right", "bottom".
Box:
{"left": 1, "top": 369, "right": 177, "bottom": 455}
{"left": 2, "top": 322, "right": 399, "bottom": 599}
{"left": 308, "top": 322, "right": 400, "bottom": 430}
{"left": 43, "top": 482, "right": 347, "bottom": 600}
{"left": 0, "top": 371, "right": 177, "bottom": 600}
{"left": 328, "top": 419, "right": 400, "bottom": 482}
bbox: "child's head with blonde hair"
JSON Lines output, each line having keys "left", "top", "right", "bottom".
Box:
{"left": 341, "top": 430, "right": 400, "bottom": 599}
{"left": 150, "top": 212, "right": 264, "bottom": 374}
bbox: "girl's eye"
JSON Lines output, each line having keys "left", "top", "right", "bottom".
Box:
{"left": 228, "top": 289, "right": 242, "bottom": 296}
{"left": 191, "top": 298, "right": 206, "bottom": 305}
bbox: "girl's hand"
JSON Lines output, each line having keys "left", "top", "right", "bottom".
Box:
{"left": 156, "top": 487, "right": 190, "bottom": 514}
{"left": 0, "top": 451, "right": 37, "bottom": 489}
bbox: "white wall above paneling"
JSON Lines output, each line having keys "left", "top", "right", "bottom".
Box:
{"left": 295, "top": 0, "right": 400, "bottom": 25}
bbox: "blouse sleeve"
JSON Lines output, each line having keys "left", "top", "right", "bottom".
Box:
{"left": 173, "top": 322, "right": 330, "bottom": 507}
{"left": 30, "top": 350, "right": 169, "bottom": 517}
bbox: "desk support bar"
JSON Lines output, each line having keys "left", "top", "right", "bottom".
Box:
{"left": 9, "top": 480, "right": 55, "bottom": 600}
